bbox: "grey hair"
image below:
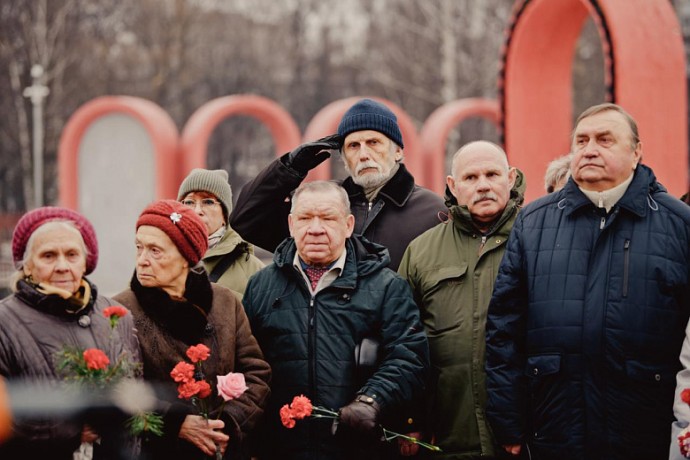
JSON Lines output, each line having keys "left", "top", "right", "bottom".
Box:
{"left": 290, "top": 180, "right": 351, "bottom": 216}
{"left": 544, "top": 154, "right": 572, "bottom": 193}
{"left": 573, "top": 102, "right": 640, "bottom": 149}
{"left": 10, "top": 220, "right": 88, "bottom": 292}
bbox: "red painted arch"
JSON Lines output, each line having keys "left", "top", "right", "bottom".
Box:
{"left": 58, "top": 96, "right": 179, "bottom": 209}
{"left": 180, "top": 94, "right": 301, "bottom": 176}
{"left": 501, "top": 0, "right": 687, "bottom": 202}
{"left": 302, "top": 97, "right": 423, "bottom": 184}
{"left": 419, "top": 98, "right": 500, "bottom": 195}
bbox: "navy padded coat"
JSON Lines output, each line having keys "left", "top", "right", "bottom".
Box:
{"left": 485, "top": 165, "right": 690, "bottom": 460}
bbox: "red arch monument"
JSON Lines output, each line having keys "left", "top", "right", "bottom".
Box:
{"left": 419, "top": 98, "right": 501, "bottom": 195}
{"left": 501, "top": 0, "right": 688, "bottom": 202}
{"left": 180, "top": 94, "right": 302, "bottom": 176}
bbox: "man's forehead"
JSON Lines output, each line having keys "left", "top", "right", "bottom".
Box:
{"left": 344, "top": 130, "right": 389, "bottom": 143}
{"left": 293, "top": 192, "right": 344, "bottom": 213}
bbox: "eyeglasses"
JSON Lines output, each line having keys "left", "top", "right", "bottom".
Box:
{"left": 181, "top": 199, "right": 220, "bottom": 209}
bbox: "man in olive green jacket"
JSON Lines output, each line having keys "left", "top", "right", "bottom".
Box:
{"left": 398, "top": 141, "right": 525, "bottom": 459}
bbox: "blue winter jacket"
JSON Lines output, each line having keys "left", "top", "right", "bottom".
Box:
{"left": 485, "top": 165, "right": 690, "bottom": 460}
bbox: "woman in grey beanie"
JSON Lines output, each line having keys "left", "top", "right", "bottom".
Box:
{"left": 178, "top": 168, "right": 264, "bottom": 295}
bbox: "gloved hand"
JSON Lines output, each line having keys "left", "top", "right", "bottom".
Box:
{"left": 285, "top": 134, "right": 342, "bottom": 175}
{"left": 338, "top": 396, "right": 381, "bottom": 435}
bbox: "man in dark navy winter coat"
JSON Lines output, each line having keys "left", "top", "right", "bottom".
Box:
{"left": 243, "top": 180, "right": 429, "bottom": 459}
{"left": 485, "top": 103, "right": 690, "bottom": 460}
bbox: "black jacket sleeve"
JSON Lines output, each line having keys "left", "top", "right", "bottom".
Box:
{"left": 229, "top": 154, "right": 305, "bottom": 252}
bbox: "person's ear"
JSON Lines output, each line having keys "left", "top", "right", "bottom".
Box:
{"left": 508, "top": 167, "right": 517, "bottom": 188}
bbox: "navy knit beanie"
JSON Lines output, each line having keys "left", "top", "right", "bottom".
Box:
{"left": 337, "top": 99, "right": 404, "bottom": 148}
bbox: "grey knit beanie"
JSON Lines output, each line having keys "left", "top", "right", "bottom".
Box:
{"left": 177, "top": 169, "right": 233, "bottom": 222}
{"left": 337, "top": 99, "right": 404, "bottom": 148}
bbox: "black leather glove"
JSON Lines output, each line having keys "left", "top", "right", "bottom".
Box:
{"left": 338, "top": 395, "right": 381, "bottom": 435}
{"left": 285, "top": 134, "right": 342, "bottom": 175}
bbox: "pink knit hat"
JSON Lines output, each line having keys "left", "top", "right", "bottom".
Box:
{"left": 12, "top": 207, "right": 99, "bottom": 275}
{"left": 136, "top": 200, "right": 208, "bottom": 265}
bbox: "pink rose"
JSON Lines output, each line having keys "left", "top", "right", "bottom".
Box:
{"left": 217, "top": 372, "right": 248, "bottom": 401}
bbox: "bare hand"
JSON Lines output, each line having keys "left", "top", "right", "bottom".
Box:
{"left": 178, "top": 415, "right": 229, "bottom": 457}
{"left": 398, "top": 431, "right": 422, "bottom": 456}
{"left": 503, "top": 444, "right": 522, "bottom": 455}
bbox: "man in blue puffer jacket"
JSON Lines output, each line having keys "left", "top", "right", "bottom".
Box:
{"left": 485, "top": 103, "right": 690, "bottom": 460}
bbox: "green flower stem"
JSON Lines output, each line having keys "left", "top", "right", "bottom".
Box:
{"left": 307, "top": 405, "right": 441, "bottom": 451}
{"left": 215, "top": 400, "right": 226, "bottom": 420}
{"left": 382, "top": 429, "right": 442, "bottom": 452}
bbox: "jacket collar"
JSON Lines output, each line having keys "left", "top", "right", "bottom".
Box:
{"left": 129, "top": 268, "right": 213, "bottom": 344}
{"left": 273, "top": 235, "right": 390, "bottom": 289}
{"left": 341, "top": 163, "right": 415, "bottom": 207}
{"left": 562, "top": 164, "right": 662, "bottom": 218}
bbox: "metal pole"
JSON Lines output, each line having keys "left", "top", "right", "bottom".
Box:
{"left": 23, "top": 64, "right": 49, "bottom": 208}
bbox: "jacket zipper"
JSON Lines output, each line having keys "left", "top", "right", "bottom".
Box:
{"left": 308, "top": 296, "right": 316, "bottom": 394}
{"left": 478, "top": 235, "right": 487, "bottom": 255}
{"left": 623, "top": 239, "right": 630, "bottom": 297}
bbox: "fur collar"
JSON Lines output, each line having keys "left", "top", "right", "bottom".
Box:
{"left": 130, "top": 268, "right": 214, "bottom": 344}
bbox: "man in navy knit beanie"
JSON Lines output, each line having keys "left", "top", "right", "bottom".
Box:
{"left": 230, "top": 98, "right": 445, "bottom": 272}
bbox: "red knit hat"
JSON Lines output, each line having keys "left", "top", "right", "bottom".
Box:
{"left": 12, "top": 206, "right": 99, "bottom": 275}
{"left": 136, "top": 200, "right": 208, "bottom": 265}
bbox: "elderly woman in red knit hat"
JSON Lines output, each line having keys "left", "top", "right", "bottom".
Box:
{"left": 114, "top": 200, "right": 270, "bottom": 460}
{"left": 0, "top": 206, "right": 140, "bottom": 459}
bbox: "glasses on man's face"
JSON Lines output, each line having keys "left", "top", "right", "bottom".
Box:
{"left": 181, "top": 198, "right": 220, "bottom": 210}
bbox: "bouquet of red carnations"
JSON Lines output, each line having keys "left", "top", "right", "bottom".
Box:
{"left": 56, "top": 306, "right": 163, "bottom": 439}
{"left": 170, "top": 343, "right": 248, "bottom": 419}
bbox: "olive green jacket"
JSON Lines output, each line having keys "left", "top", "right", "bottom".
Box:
{"left": 398, "top": 171, "right": 525, "bottom": 459}
{"left": 203, "top": 226, "right": 264, "bottom": 295}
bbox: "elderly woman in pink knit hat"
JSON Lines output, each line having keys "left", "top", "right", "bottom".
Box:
{"left": 0, "top": 206, "right": 140, "bottom": 459}
{"left": 114, "top": 200, "right": 270, "bottom": 460}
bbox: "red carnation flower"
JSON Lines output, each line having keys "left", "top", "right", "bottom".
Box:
{"left": 681, "top": 388, "right": 690, "bottom": 405}
{"left": 103, "top": 306, "right": 128, "bottom": 319}
{"left": 177, "top": 380, "right": 202, "bottom": 399}
{"left": 197, "top": 380, "right": 212, "bottom": 399}
{"left": 280, "top": 404, "right": 295, "bottom": 428}
{"left": 170, "top": 362, "right": 195, "bottom": 383}
{"left": 290, "top": 395, "right": 313, "bottom": 419}
{"left": 83, "top": 348, "right": 110, "bottom": 371}
{"left": 186, "top": 344, "right": 211, "bottom": 363}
